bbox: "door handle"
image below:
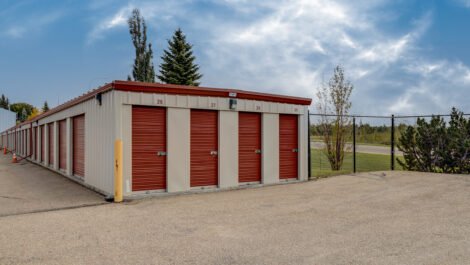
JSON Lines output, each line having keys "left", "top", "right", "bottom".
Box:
{"left": 255, "top": 149, "right": 262, "bottom": 154}
{"left": 157, "top": 151, "right": 167, "bottom": 156}
{"left": 292, "top": 148, "right": 298, "bottom": 153}
{"left": 210, "top": 150, "right": 218, "bottom": 156}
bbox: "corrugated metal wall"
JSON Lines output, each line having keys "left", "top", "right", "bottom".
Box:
{"left": 115, "top": 90, "right": 309, "bottom": 195}
{"left": 1, "top": 88, "right": 308, "bottom": 197}
{"left": 25, "top": 91, "right": 116, "bottom": 195}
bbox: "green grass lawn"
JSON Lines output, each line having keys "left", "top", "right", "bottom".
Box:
{"left": 310, "top": 137, "right": 391, "bottom": 147}
{"left": 311, "top": 149, "right": 403, "bottom": 178}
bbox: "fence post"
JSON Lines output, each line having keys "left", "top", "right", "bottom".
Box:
{"left": 353, "top": 117, "right": 356, "bottom": 173}
{"left": 391, "top": 114, "right": 395, "bottom": 171}
{"left": 308, "top": 110, "right": 311, "bottom": 179}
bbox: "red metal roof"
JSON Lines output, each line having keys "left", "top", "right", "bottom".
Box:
{"left": 2, "top": 81, "right": 312, "bottom": 132}
{"left": 112, "top": 81, "right": 312, "bottom": 105}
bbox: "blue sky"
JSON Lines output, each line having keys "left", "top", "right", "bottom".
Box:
{"left": 0, "top": 0, "right": 469, "bottom": 115}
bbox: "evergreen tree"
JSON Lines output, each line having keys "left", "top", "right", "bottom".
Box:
{"left": 158, "top": 28, "right": 202, "bottom": 86}
{"left": 397, "top": 107, "right": 470, "bottom": 174}
{"left": 128, "top": 9, "right": 155, "bottom": 83}
{"left": 42, "top": 101, "right": 49, "bottom": 112}
{"left": 0, "top": 94, "right": 9, "bottom": 109}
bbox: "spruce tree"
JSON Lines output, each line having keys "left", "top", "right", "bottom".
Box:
{"left": 128, "top": 9, "right": 155, "bottom": 83}
{"left": 0, "top": 94, "right": 9, "bottom": 109}
{"left": 158, "top": 28, "right": 202, "bottom": 86}
{"left": 42, "top": 101, "right": 49, "bottom": 112}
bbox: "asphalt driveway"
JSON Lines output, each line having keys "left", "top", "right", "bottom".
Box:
{"left": 1, "top": 169, "right": 469, "bottom": 264}
{"left": 0, "top": 154, "right": 104, "bottom": 217}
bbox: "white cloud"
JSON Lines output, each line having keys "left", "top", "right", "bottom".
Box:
{"left": 86, "top": 1, "right": 191, "bottom": 44}
{"left": 200, "top": 1, "right": 470, "bottom": 115}
{"left": 87, "top": 4, "right": 134, "bottom": 43}
{"left": 5, "top": 26, "right": 26, "bottom": 38}
{"left": 2, "top": 11, "right": 64, "bottom": 39}
{"left": 456, "top": 0, "right": 470, "bottom": 8}
{"left": 86, "top": 0, "right": 470, "bottom": 114}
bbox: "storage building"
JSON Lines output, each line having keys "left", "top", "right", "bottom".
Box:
{"left": 0, "top": 108, "right": 16, "bottom": 133}
{"left": 0, "top": 81, "right": 312, "bottom": 198}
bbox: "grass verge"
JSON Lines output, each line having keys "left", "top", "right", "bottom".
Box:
{"left": 311, "top": 148, "right": 403, "bottom": 178}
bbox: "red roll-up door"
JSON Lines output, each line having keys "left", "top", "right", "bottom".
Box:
{"left": 239, "top": 112, "right": 262, "bottom": 183}
{"left": 132, "top": 106, "right": 167, "bottom": 191}
{"left": 279, "top": 114, "right": 298, "bottom": 179}
{"left": 48, "top": 123, "right": 54, "bottom": 166}
{"left": 191, "top": 110, "right": 218, "bottom": 187}
{"left": 59, "top": 120, "right": 66, "bottom": 170}
{"left": 20, "top": 131, "right": 23, "bottom": 155}
{"left": 23, "top": 130, "right": 26, "bottom": 155}
{"left": 28, "top": 128, "right": 32, "bottom": 156}
{"left": 41, "top": 126, "right": 45, "bottom": 163}
{"left": 18, "top": 131, "right": 21, "bottom": 155}
{"left": 24, "top": 130, "right": 27, "bottom": 155}
{"left": 73, "top": 115, "right": 85, "bottom": 178}
{"left": 32, "top": 127, "right": 36, "bottom": 160}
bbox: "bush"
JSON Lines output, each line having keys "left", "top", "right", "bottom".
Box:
{"left": 397, "top": 108, "right": 470, "bottom": 174}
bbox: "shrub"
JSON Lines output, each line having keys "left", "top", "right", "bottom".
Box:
{"left": 397, "top": 108, "right": 470, "bottom": 174}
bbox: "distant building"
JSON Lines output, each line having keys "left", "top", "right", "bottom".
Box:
{"left": 0, "top": 108, "right": 15, "bottom": 132}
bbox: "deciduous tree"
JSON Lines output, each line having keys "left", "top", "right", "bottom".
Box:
{"left": 316, "top": 66, "right": 353, "bottom": 171}
{"left": 128, "top": 8, "right": 155, "bottom": 83}
{"left": 9, "top": 102, "right": 35, "bottom": 122}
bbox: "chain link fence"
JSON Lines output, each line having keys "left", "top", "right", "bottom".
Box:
{"left": 309, "top": 112, "right": 470, "bottom": 179}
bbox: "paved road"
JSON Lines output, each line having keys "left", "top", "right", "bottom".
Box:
{"left": 1, "top": 171, "right": 469, "bottom": 264}
{"left": 311, "top": 141, "right": 403, "bottom": 155}
{"left": 0, "top": 154, "right": 105, "bottom": 217}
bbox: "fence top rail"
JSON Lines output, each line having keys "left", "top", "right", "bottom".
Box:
{"left": 309, "top": 113, "right": 470, "bottom": 118}
{"left": 309, "top": 114, "right": 391, "bottom": 118}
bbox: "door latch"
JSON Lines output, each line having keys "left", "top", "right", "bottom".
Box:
{"left": 292, "top": 148, "right": 298, "bottom": 153}
{"left": 255, "top": 149, "right": 262, "bottom": 154}
{"left": 157, "top": 151, "right": 167, "bottom": 156}
{"left": 210, "top": 150, "right": 218, "bottom": 156}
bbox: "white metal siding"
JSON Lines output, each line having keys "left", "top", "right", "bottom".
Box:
{"left": 114, "top": 90, "right": 309, "bottom": 195}
{"left": 30, "top": 91, "right": 115, "bottom": 195}
{"left": 0, "top": 109, "right": 16, "bottom": 132}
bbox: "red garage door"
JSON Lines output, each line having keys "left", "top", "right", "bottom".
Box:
{"left": 32, "top": 127, "right": 37, "bottom": 160}
{"left": 23, "top": 130, "right": 26, "bottom": 156}
{"left": 20, "top": 131, "right": 23, "bottom": 155}
{"left": 59, "top": 120, "right": 66, "bottom": 171}
{"left": 239, "top": 112, "right": 262, "bottom": 183}
{"left": 48, "top": 123, "right": 54, "bottom": 166}
{"left": 28, "top": 128, "right": 32, "bottom": 156}
{"left": 191, "top": 110, "right": 218, "bottom": 187}
{"left": 41, "top": 126, "right": 45, "bottom": 163}
{"left": 23, "top": 130, "right": 26, "bottom": 155}
{"left": 132, "top": 106, "right": 167, "bottom": 191}
{"left": 279, "top": 114, "right": 298, "bottom": 179}
{"left": 73, "top": 115, "right": 85, "bottom": 178}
